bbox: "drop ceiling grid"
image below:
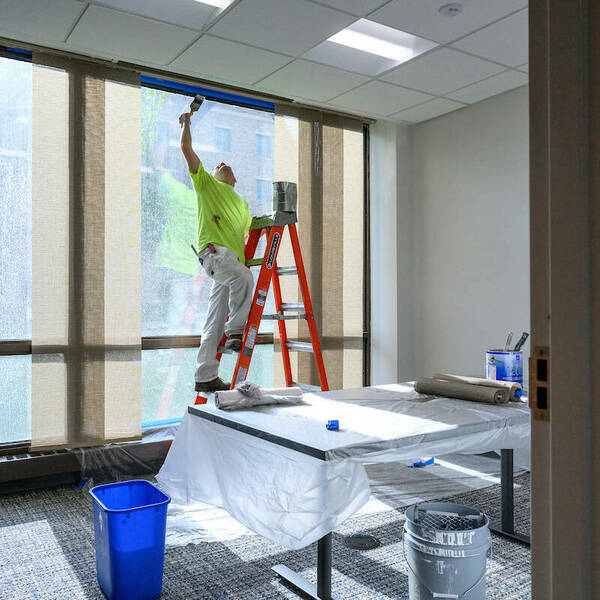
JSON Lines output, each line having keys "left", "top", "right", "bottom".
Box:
{"left": 0, "top": 0, "right": 530, "bottom": 122}
{"left": 186, "top": 0, "right": 529, "bottom": 120}
{"left": 317, "top": 6, "right": 529, "bottom": 119}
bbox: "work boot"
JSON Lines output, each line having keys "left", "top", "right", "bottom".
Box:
{"left": 195, "top": 377, "right": 231, "bottom": 392}
{"left": 224, "top": 334, "right": 243, "bottom": 353}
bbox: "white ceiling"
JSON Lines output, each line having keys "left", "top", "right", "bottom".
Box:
{"left": 0, "top": 0, "right": 529, "bottom": 124}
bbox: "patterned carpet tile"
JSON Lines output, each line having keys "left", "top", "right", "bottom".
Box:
{"left": 0, "top": 474, "right": 531, "bottom": 599}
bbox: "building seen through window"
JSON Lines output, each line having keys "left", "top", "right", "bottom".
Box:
{"left": 256, "top": 179, "right": 271, "bottom": 211}
{"left": 215, "top": 126, "right": 231, "bottom": 152}
{"left": 256, "top": 133, "right": 272, "bottom": 158}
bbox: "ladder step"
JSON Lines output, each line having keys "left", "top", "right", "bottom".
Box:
{"left": 246, "top": 258, "right": 264, "bottom": 267}
{"left": 275, "top": 266, "right": 298, "bottom": 276}
{"left": 286, "top": 341, "right": 314, "bottom": 353}
{"left": 262, "top": 314, "right": 306, "bottom": 321}
{"left": 280, "top": 302, "right": 305, "bottom": 312}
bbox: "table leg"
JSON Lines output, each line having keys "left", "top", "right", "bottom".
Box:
{"left": 317, "top": 534, "right": 332, "bottom": 599}
{"left": 489, "top": 448, "right": 530, "bottom": 545}
{"left": 273, "top": 533, "right": 333, "bottom": 600}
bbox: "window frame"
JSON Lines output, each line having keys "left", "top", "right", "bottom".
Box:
{"left": 0, "top": 48, "right": 371, "bottom": 454}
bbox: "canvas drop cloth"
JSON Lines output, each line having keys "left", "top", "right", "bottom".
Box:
{"left": 156, "top": 383, "right": 530, "bottom": 550}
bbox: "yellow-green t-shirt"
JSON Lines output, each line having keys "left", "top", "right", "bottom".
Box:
{"left": 189, "top": 160, "right": 251, "bottom": 263}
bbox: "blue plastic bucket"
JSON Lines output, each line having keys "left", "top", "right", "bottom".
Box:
{"left": 485, "top": 349, "right": 523, "bottom": 387}
{"left": 89, "top": 480, "right": 170, "bottom": 600}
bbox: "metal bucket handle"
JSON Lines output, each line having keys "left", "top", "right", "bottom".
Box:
{"left": 402, "top": 534, "right": 492, "bottom": 599}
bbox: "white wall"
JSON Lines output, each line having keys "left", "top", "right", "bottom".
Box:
{"left": 396, "top": 124, "right": 416, "bottom": 381}
{"left": 409, "top": 85, "right": 530, "bottom": 378}
{"left": 370, "top": 120, "right": 398, "bottom": 384}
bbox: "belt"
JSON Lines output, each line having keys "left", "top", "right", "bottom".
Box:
{"left": 197, "top": 242, "right": 218, "bottom": 265}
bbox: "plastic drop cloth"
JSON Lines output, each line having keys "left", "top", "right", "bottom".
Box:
{"left": 156, "top": 383, "right": 530, "bottom": 550}
{"left": 215, "top": 383, "right": 303, "bottom": 410}
{"left": 156, "top": 412, "right": 371, "bottom": 549}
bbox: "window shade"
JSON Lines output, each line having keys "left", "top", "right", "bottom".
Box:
{"left": 273, "top": 106, "right": 364, "bottom": 390}
{"left": 31, "top": 53, "right": 141, "bottom": 449}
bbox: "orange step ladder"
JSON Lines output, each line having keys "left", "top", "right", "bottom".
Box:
{"left": 195, "top": 182, "right": 329, "bottom": 404}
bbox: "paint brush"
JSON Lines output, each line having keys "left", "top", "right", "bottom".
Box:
{"left": 513, "top": 332, "right": 529, "bottom": 352}
{"left": 504, "top": 331, "right": 513, "bottom": 351}
{"left": 190, "top": 94, "right": 205, "bottom": 113}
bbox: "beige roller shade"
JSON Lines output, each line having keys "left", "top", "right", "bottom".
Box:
{"left": 31, "top": 53, "right": 141, "bottom": 449}
{"left": 273, "top": 106, "right": 365, "bottom": 390}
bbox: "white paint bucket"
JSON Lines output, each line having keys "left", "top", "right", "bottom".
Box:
{"left": 485, "top": 349, "right": 523, "bottom": 387}
{"left": 404, "top": 502, "right": 491, "bottom": 599}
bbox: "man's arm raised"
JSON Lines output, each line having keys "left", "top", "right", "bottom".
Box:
{"left": 179, "top": 112, "right": 200, "bottom": 175}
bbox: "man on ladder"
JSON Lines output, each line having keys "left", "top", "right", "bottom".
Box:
{"left": 179, "top": 103, "right": 254, "bottom": 393}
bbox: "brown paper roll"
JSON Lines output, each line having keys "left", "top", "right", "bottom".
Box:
{"left": 433, "top": 373, "right": 522, "bottom": 401}
{"left": 414, "top": 378, "right": 510, "bottom": 404}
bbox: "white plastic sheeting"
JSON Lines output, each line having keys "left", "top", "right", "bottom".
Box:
{"left": 156, "top": 383, "right": 529, "bottom": 550}
{"left": 214, "top": 383, "right": 303, "bottom": 410}
{"left": 157, "top": 413, "right": 371, "bottom": 549}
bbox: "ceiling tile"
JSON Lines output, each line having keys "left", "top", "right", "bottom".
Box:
{"left": 0, "top": 0, "right": 85, "bottom": 42}
{"left": 208, "top": 0, "right": 355, "bottom": 56}
{"left": 446, "top": 70, "right": 528, "bottom": 104}
{"left": 93, "top": 0, "right": 217, "bottom": 30}
{"left": 313, "top": 0, "right": 390, "bottom": 17}
{"left": 451, "top": 9, "right": 528, "bottom": 67}
{"left": 171, "top": 35, "right": 292, "bottom": 85}
{"left": 380, "top": 48, "right": 504, "bottom": 95}
{"left": 67, "top": 5, "right": 198, "bottom": 64}
{"left": 331, "top": 80, "right": 432, "bottom": 116}
{"left": 391, "top": 97, "right": 465, "bottom": 123}
{"left": 369, "top": 0, "right": 527, "bottom": 44}
{"left": 302, "top": 40, "right": 399, "bottom": 76}
{"left": 257, "top": 59, "right": 368, "bottom": 102}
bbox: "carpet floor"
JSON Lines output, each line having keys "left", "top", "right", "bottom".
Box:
{"left": 0, "top": 473, "right": 530, "bottom": 599}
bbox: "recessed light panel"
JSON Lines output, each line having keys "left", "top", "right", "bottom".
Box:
{"left": 194, "top": 0, "right": 233, "bottom": 8}
{"left": 327, "top": 19, "right": 437, "bottom": 65}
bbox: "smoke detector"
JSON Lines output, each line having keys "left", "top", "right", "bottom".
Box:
{"left": 439, "top": 3, "right": 463, "bottom": 17}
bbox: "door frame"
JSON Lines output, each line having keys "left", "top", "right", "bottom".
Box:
{"left": 530, "top": 1, "right": 599, "bottom": 597}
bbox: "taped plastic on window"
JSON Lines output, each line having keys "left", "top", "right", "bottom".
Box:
{"left": 71, "top": 420, "right": 179, "bottom": 484}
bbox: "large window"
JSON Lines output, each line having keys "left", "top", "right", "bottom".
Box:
{"left": 0, "top": 53, "right": 368, "bottom": 446}
{"left": 0, "top": 55, "right": 32, "bottom": 443}
{"left": 141, "top": 87, "right": 275, "bottom": 423}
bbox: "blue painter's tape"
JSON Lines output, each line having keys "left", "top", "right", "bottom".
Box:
{"left": 141, "top": 75, "right": 275, "bottom": 110}
{"left": 5, "top": 47, "right": 32, "bottom": 57}
{"left": 326, "top": 420, "right": 339, "bottom": 431}
{"left": 409, "top": 457, "right": 435, "bottom": 468}
{"left": 142, "top": 417, "right": 182, "bottom": 430}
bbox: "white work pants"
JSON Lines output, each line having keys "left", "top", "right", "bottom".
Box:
{"left": 195, "top": 245, "right": 254, "bottom": 383}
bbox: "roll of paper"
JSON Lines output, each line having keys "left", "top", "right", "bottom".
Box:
{"left": 414, "top": 378, "right": 510, "bottom": 404}
{"left": 215, "top": 386, "right": 303, "bottom": 411}
{"left": 433, "top": 373, "right": 522, "bottom": 401}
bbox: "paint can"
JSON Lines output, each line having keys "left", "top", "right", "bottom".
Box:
{"left": 486, "top": 349, "right": 523, "bottom": 387}
{"left": 272, "top": 181, "right": 297, "bottom": 212}
{"left": 404, "top": 502, "right": 491, "bottom": 600}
